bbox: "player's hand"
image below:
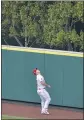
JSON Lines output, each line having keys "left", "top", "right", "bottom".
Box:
{"left": 48, "top": 85, "right": 51, "bottom": 88}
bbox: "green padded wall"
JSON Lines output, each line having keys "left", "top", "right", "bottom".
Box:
{"left": 62, "top": 56, "right": 83, "bottom": 108}
{"left": 2, "top": 50, "right": 45, "bottom": 102}
{"left": 2, "top": 48, "right": 83, "bottom": 108}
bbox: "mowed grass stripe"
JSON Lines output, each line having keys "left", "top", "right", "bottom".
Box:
{"left": 2, "top": 115, "right": 34, "bottom": 119}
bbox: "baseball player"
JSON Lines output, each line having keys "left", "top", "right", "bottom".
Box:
{"left": 33, "top": 68, "right": 51, "bottom": 114}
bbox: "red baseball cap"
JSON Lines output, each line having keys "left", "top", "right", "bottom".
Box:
{"left": 32, "top": 68, "right": 38, "bottom": 75}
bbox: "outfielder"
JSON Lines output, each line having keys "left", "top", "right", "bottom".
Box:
{"left": 33, "top": 68, "right": 51, "bottom": 114}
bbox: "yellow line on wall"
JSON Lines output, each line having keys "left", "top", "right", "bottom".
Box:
{"left": 2, "top": 45, "right": 83, "bottom": 58}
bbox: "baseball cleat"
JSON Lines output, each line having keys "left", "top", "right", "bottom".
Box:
{"left": 41, "top": 111, "right": 44, "bottom": 114}
{"left": 45, "top": 109, "right": 49, "bottom": 114}
{"left": 41, "top": 110, "right": 49, "bottom": 115}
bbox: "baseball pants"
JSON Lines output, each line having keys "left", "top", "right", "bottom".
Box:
{"left": 37, "top": 88, "right": 51, "bottom": 111}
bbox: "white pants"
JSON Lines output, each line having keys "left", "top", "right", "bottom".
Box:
{"left": 37, "top": 88, "right": 51, "bottom": 111}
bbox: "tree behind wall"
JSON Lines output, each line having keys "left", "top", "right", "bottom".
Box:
{"left": 1, "top": 1, "right": 84, "bottom": 52}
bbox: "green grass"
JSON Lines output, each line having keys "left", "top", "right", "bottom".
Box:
{"left": 2, "top": 115, "right": 32, "bottom": 119}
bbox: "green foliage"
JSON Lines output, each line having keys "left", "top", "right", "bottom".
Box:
{"left": 73, "top": 2, "right": 83, "bottom": 22}
{"left": 1, "top": 1, "right": 83, "bottom": 52}
{"left": 79, "top": 31, "right": 83, "bottom": 51}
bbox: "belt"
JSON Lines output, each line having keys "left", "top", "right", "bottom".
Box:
{"left": 38, "top": 88, "right": 45, "bottom": 90}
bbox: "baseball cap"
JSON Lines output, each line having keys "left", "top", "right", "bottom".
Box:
{"left": 32, "top": 68, "right": 38, "bottom": 75}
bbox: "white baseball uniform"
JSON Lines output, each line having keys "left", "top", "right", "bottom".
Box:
{"left": 36, "top": 74, "right": 51, "bottom": 112}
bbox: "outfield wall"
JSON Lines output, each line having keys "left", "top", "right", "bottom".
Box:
{"left": 2, "top": 45, "right": 83, "bottom": 108}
